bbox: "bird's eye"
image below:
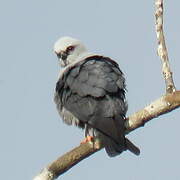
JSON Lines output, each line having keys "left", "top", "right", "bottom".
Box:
{"left": 67, "top": 46, "right": 75, "bottom": 52}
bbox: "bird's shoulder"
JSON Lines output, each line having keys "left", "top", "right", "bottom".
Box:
{"left": 56, "top": 55, "right": 126, "bottom": 97}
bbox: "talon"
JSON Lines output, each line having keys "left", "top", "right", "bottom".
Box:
{"left": 81, "top": 135, "right": 94, "bottom": 144}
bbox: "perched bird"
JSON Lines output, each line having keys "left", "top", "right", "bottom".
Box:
{"left": 54, "top": 36, "right": 140, "bottom": 157}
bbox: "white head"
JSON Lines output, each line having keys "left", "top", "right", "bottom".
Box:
{"left": 54, "top": 36, "right": 87, "bottom": 67}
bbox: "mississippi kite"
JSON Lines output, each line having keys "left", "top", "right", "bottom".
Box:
{"left": 54, "top": 36, "right": 140, "bottom": 157}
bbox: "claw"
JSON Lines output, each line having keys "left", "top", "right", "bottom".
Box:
{"left": 81, "top": 135, "right": 94, "bottom": 144}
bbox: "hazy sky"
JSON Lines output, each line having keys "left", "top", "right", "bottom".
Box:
{"left": 1, "top": 1, "right": 180, "bottom": 180}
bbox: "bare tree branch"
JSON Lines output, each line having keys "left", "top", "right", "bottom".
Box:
{"left": 34, "top": 1, "right": 180, "bottom": 179}
{"left": 33, "top": 142, "right": 101, "bottom": 180}
{"left": 126, "top": 91, "right": 180, "bottom": 132}
{"left": 155, "top": 0, "right": 176, "bottom": 93}
{"left": 34, "top": 91, "right": 180, "bottom": 180}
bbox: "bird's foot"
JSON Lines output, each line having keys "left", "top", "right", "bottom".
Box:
{"left": 81, "top": 135, "right": 94, "bottom": 144}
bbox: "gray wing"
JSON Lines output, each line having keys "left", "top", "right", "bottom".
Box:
{"left": 55, "top": 55, "right": 139, "bottom": 156}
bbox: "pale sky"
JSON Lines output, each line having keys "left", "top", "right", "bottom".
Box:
{"left": 0, "top": 1, "right": 180, "bottom": 180}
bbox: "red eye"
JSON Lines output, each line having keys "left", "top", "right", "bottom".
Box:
{"left": 67, "top": 46, "right": 75, "bottom": 52}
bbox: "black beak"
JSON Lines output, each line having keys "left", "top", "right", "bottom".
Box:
{"left": 57, "top": 52, "right": 68, "bottom": 61}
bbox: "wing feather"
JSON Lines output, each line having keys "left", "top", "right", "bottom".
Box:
{"left": 55, "top": 56, "right": 130, "bottom": 156}
{"left": 55, "top": 55, "right": 126, "bottom": 131}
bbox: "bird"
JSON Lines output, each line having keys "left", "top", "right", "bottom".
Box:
{"left": 53, "top": 36, "right": 140, "bottom": 157}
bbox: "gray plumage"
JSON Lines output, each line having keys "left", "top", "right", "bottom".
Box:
{"left": 54, "top": 37, "right": 140, "bottom": 157}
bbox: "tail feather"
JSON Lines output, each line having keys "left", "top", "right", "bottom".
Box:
{"left": 103, "top": 135, "right": 140, "bottom": 157}
{"left": 125, "top": 138, "right": 140, "bottom": 156}
{"left": 104, "top": 137, "right": 125, "bottom": 157}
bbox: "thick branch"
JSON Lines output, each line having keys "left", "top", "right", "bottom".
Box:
{"left": 155, "top": 0, "right": 176, "bottom": 93}
{"left": 126, "top": 91, "right": 180, "bottom": 131}
{"left": 33, "top": 142, "right": 101, "bottom": 180}
{"left": 34, "top": 91, "right": 180, "bottom": 180}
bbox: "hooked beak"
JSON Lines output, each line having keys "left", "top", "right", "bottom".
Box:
{"left": 56, "top": 51, "right": 68, "bottom": 67}
{"left": 57, "top": 51, "right": 68, "bottom": 60}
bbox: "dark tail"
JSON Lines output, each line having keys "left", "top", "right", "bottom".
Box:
{"left": 104, "top": 136, "right": 125, "bottom": 157}
{"left": 104, "top": 136, "right": 140, "bottom": 157}
{"left": 125, "top": 138, "right": 140, "bottom": 155}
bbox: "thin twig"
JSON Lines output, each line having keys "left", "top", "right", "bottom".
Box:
{"left": 34, "top": 91, "right": 180, "bottom": 180}
{"left": 155, "top": 0, "right": 176, "bottom": 93}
